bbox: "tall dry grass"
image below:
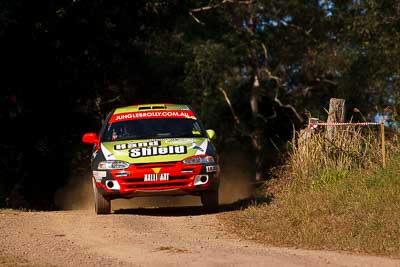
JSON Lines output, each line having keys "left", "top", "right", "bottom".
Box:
{"left": 289, "top": 126, "right": 399, "bottom": 185}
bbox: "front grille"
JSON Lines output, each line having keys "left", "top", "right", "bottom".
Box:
{"left": 120, "top": 177, "right": 143, "bottom": 183}
{"left": 121, "top": 175, "right": 187, "bottom": 183}
{"left": 115, "top": 161, "right": 200, "bottom": 192}
{"left": 135, "top": 162, "right": 177, "bottom": 168}
{"left": 128, "top": 182, "right": 187, "bottom": 189}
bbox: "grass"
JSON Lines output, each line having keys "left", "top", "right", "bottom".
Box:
{"left": 219, "top": 126, "right": 400, "bottom": 257}
{"left": 0, "top": 209, "right": 22, "bottom": 214}
{"left": 289, "top": 126, "right": 394, "bottom": 184}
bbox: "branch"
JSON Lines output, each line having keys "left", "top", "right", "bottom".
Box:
{"left": 274, "top": 93, "right": 304, "bottom": 123}
{"left": 219, "top": 87, "right": 241, "bottom": 125}
{"left": 259, "top": 43, "right": 283, "bottom": 85}
{"left": 100, "top": 96, "right": 121, "bottom": 105}
{"left": 279, "top": 20, "right": 313, "bottom": 35}
{"left": 315, "top": 78, "right": 338, "bottom": 86}
{"left": 260, "top": 67, "right": 282, "bottom": 86}
{"left": 188, "top": 11, "right": 204, "bottom": 25}
{"left": 190, "top": 0, "right": 252, "bottom": 13}
{"left": 260, "top": 42, "right": 269, "bottom": 62}
{"left": 256, "top": 107, "right": 277, "bottom": 123}
{"left": 255, "top": 43, "right": 301, "bottom": 123}
{"left": 302, "top": 86, "right": 314, "bottom": 96}
{"left": 265, "top": 107, "right": 277, "bottom": 120}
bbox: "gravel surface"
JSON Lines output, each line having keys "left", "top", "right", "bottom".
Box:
{"left": 1, "top": 208, "right": 399, "bottom": 267}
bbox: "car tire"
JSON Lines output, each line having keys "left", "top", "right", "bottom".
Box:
{"left": 92, "top": 179, "right": 111, "bottom": 215}
{"left": 201, "top": 189, "right": 219, "bottom": 212}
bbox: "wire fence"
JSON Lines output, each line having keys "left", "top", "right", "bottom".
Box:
{"left": 306, "top": 118, "right": 387, "bottom": 167}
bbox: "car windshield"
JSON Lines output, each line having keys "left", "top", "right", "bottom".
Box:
{"left": 102, "top": 118, "right": 207, "bottom": 141}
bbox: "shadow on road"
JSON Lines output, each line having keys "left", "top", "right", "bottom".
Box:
{"left": 113, "top": 195, "right": 273, "bottom": 217}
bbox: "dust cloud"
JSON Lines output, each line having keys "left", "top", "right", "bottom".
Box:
{"left": 54, "top": 173, "right": 93, "bottom": 210}
{"left": 218, "top": 149, "right": 254, "bottom": 204}
{"left": 55, "top": 150, "right": 254, "bottom": 211}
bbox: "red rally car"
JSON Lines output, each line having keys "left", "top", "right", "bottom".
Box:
{"left": 82, "top": 103, "right": 220, "bottom": 214}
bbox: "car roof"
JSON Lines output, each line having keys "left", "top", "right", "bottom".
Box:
{"left": 113, "top": 103, "right": 191, "bottom": 114}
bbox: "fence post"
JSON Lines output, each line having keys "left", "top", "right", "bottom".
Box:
{"left": 327, "top": 98, "right": 346, "bottom": 140}
{"left": 381, "top": 121, "right": 386, "bottom": 168}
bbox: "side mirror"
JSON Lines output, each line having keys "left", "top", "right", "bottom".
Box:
{"left": 82, "top": 132, "right": 99, "bottom": 144}
{"left": 206, "top": 129, "right": 216, "bottom": 140}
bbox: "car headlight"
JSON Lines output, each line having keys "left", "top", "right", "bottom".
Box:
{"left": 183, "top": 155, "right": 215, "bottom": 165}
{"left": 98, "top": 160, "right": 130, "bottom": 170}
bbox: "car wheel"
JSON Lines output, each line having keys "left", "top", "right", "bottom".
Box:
{"left": 201, "top": 190, "right": 219, "bottom": 212}
{"left": 92, "top": 179, "right": 111, "bottom": 215}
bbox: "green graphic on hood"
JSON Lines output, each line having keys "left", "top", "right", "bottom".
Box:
{"left": 101, "top": 138, "right": 209, "bottom": 164}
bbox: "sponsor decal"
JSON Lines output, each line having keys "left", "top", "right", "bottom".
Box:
{"left": 93, "top": 171, "right": 106, "bottom": 182}
{"left": 144, "top": 173, "right": 170, "bottom": 181}
{"left": 109, "top": 110, "right": 196, "bottom": 123}
{"left": 206, "top": 166, "right": 217, "bottom": 173}
{"left": 114, "top": 140, "right": 161, "bottom": 150}
{"left": 130, "top": 146, "right": 186, "bottom": 158}
{"left": 191, "top": 144, "right": 204, "bottom": 152}
{"left": 194, "top": 139, "right": 208, "bottom": 155}
{"left": 114, "top": 140, "right": 187, "bottom": 158}
{"left": 152, "top": 168, "right": 161, "bottom": 174}
{"left": 115, "top": 172, "right": 129, "bottom": 177}
{"left": 164, "top": 138, "right": 194, "bottom": 145}
{"left": 101, "top": 144, "right": 116, "bottom": 160}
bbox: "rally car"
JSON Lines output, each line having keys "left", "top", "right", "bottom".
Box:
{"left": 82, "top": 103, "right": 219, "bottom": 214}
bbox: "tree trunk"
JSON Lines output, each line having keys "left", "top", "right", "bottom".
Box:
{"left": 250, "top": 73, "right": 263, "bottom": 181}
{"left": 327, "top": 98, "right": 346, "bottom": 140}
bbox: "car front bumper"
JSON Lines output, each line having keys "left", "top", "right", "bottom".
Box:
{"left": 92, "top": 161, "right": 219, "bottom": 199}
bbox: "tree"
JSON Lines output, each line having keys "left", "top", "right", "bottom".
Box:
{"left": 1, "top": 0, "right": 400, "bottom": 207}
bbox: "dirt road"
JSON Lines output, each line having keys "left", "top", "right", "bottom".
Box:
{"left": 1, "top": 206, "right": 399, "bottom": 267}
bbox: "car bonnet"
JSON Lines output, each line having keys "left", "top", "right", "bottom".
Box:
{"left": 100, "top": 137, "right": 212, "bottom": 164}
